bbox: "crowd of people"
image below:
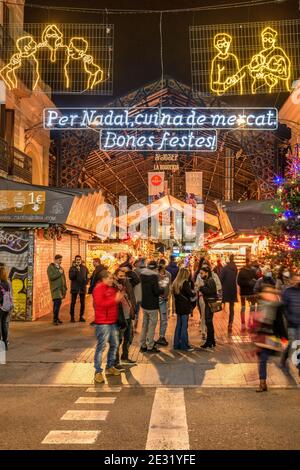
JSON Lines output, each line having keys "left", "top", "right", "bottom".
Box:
{"left": 44, "top": 251, "right": 300, "bottom": 390}
{"left": 1, "top": 253, "right": 299, "bottom": 393}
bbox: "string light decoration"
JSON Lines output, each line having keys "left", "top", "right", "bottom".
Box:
{"left": 190, "top": 19, "right": 299, "bottom": 96}
{"left": 0, "top": 23, "right": 113, "bottom": 95}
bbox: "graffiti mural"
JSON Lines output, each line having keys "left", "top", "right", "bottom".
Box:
{"left": 0, "top": 229, "right": 33, "bottom": 320}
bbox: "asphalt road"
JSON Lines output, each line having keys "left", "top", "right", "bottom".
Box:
{"left": 1, "top": 386, "right": 300, "bottom": 450}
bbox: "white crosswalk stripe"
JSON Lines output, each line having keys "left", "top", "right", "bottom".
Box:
{"left": 75, "top": 397, "right": 116, "bottom": 404}
{"left": 146, "top": 387, "right": 189, "bottom": 450}
{"left": 60, "top": 410, "right": 109, "bottom": 421}
{"left": 86, "top": 387, "right": 122, "bottom": 393}
{"left": 42, "top": 430, "right": 100, "bottom": 445}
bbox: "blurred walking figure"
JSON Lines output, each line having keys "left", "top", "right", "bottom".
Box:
{"left": 220, "top": 254, "right": 238, "bottom": 334}
{"left": 237, "top": 258, "right": 257, "bottom": 330}
{"left": 173, "top": 268, "right": 195, "bottom": 351}
{"left": 281, "top": 273, "right": 300, "bottom": 376}
{"left": 0, "top": 265, "right": 13, "bottom": 350}
{"left": 93, "top": 271, "right": 124, "bottom": 384}
{"left": 47, "top": 254, "right": 67, "bottom": 325}
{"left": 253, "top": 286, "right": 287, "bottom": 392}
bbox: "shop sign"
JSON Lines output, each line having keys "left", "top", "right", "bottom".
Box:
{"left": 44, "top": 106, "right": 278, "bottom": 152}
{"left": 154, "top": 154, "right": 179, "bottom": 171}
{"left": 0, "top": 191, "right": 45, "bottom": 215}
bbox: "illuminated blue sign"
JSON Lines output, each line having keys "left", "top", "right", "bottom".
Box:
{"left": 43, "top": 106, "right": 278, "bottom": 152}
{"left": 100, "top": 129, "right": 217, "bottom": 152}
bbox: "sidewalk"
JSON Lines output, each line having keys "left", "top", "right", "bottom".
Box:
{"left": 0, "top": 296, "right": 299, "bottom": 388}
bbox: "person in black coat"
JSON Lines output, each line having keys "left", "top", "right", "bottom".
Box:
{"left": 199, "top": 267, "right": 218, "bottom": 349}
{"left": 69, "top": 255, "right": 89, "bottom": 322}
{"left": 140, "top": 261, "right": 164, "bottom": 353}
{"left": 237, "top": 258, "right": 257, "bottom": 330}
{"left": 220, "top": 254, "right": 238, "bottom": 333}
{"left": 88, "top": 258, "right": 107, "bottom": 294}
{"left": 173, "top": 267, "right": 195, "bottom": 351}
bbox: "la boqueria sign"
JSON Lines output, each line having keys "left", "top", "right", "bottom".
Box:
{"left": 44, "top": 106, "right": 278, "bottom": 152}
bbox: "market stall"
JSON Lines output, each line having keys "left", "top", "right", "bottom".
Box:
{"left": 0, "top": 177, "right": 104, "bottom": 320}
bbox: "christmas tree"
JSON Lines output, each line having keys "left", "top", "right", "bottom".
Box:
{"left": 266, "top": 144, "right": 300, "bottom": 268}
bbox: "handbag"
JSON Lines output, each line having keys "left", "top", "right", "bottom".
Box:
{"left": 208, "top": 300, "right": 223, "bottom": 313}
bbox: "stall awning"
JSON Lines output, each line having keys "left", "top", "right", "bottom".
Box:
{"left": 216, "top": 199, "right": 278, "bottom": 235}
{"left": 0, "top": 178, "right": 104, "bottom": 235}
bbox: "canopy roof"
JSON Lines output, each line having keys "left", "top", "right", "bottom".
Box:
{"left": 0, "top": 177, "right": 104, "bottom": 235}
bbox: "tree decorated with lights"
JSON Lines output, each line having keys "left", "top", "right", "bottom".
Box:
{"left": 267, "top": 144, "right": 300, "bottom": 268}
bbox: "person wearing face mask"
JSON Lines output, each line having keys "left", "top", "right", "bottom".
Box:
{"left": 254, "top": 266, "right": 275, "bottom": 295}
{"left": 281, "top": 273, "right": 300, "bottom": 376}
{"left": 276, "top": 266, "right": 291, "bottom": 292}
{"left": 113, "top": 268, "right": 136, "bottom": 367}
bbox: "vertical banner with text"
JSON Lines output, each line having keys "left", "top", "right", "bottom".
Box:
{"left": 185, "top": 172, "right": 203, "bottom": 206}
{"left": 148, "top": 172, "right": 165, "bottom": 203}
{"left": 185, "top": 172, "right": 203, "bottom": 242}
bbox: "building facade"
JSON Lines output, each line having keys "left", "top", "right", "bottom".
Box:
{"left": 0, "top": 0, "right": 55, "bottom": 186}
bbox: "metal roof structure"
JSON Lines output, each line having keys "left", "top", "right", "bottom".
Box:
{"left": 54, "top": 76, "right": 281, "bottom": 215}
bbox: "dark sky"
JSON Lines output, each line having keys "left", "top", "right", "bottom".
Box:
{"left": 24, "top": 0, "right": 300, "bottom": 108}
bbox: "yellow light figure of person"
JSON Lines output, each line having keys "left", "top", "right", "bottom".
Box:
{"left": 39, "top": 24, "right": 66, "bottom": 63}
{"left": 210, "top": 33, "right": 243, "bottom": 95}
{"left": 213, "top": 26, "right": 291, "bottom": 95}
{"left": 0, "top": 35, "right": 39, "bottom": 90}
{"left": 248, "top": 26, "right": 291, "bottom": 93}
{"left": 64, "top": 37, "right": 104, "bottom": 90}
{"left": 0, "top": 24, "right": 104, "bottom": 92}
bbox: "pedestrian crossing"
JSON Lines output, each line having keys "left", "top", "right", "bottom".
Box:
{"left": 42, "top": 385, "right": 121, "bottom": 445}
{"left": 41, "top": 386, "right": 190, "bottom": 448}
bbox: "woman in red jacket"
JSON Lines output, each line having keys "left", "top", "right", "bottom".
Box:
{"left": 93, "top": 271, "right": 124, "bottom": 384}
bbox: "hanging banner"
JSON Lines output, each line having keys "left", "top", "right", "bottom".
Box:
{"left": 148, "top": 172, "right": 165, "bottom": 203}
{"left": 186, "top": 172, "right": 203, "bottom": 207}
